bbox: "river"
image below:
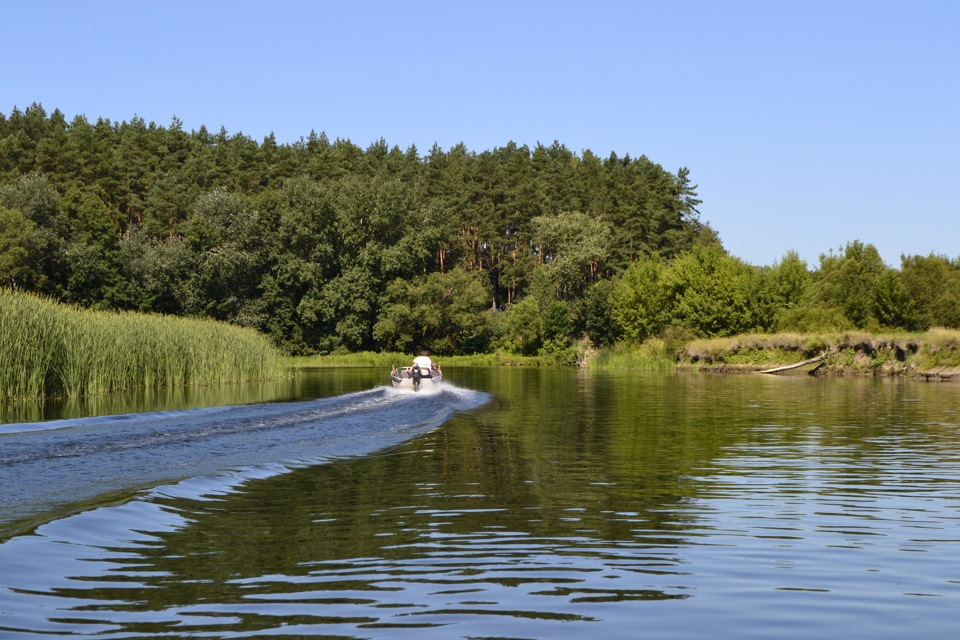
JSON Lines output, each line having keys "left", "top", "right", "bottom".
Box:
{"left": 2, "top": 367, "right": 959, "bottom": 638}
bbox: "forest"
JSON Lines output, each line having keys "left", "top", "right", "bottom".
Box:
{"left": 2, "top": 103, "right": 959, "bottom": 361}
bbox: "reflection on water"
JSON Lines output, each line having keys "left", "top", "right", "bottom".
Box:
{"left": 2, "top": 368, "right": 960, "bottom": 639}
{"left": 0, "top": 366, "right": 374, "bottom": 425}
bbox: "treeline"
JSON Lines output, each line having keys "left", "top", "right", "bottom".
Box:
{"left": 1, "top": 103, "right": 958, "bottom": 360}
{"left": 610, "top": 243, "right": 960, "bottom": 345}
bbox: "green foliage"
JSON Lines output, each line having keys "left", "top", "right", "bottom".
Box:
{"left": 532, "top": 211, "right": 611, "bottom": 300}
{"left": 900, "top": 254, "right": 960, "bottom": 329}
{"left": 610, "top": 247, "right": 855, "bottom": 340}
{"left": 373, "top": 267, "right": 493, "bottom": 355}
{"left": 1, "top": 106, "right": 714, "bottom": 356}
{"left": 0, "top": 173, "right": 67, "bottom": 295}
{"left": 2, "top": 173, "right": 61, "bottom": 227}
{"left": 749, "top": 251, "right": 813, "bottom": 331}
{"left": 543, "top": 301, "right": 573, "bottom": 343}
{"left": 179, "top": 190, "right": 266, "bottom": 322}
{"left": 59, "top": 187, "right": 125, "bottom": 307}
{"left": 610, "top": 255, "right": 667, "bottom": 342}
{"left": 814, "top": 241, "right": 886, "bottom": 328}
{"left": 771, "top": 250, "right": 814, "bottom": 305}
{"left": 493, "top": 297, "right": 543, "bottom": 355}
{"left": 873, "top": 269, "right": 918, "bottom": 330}
{"left": 659, "top": 245, "right": 753, "bottom": 337}
{"left": 119, "top": 229, "right": 192, "bottom": 315}
{"left": 0, "top": 288, "right": 283, "bottom": 399}
{"left": 578, "top": 279, "right": 621, "bottom": 346}
{"left": 612, "top": 246, "right": 756, "bottom": 341}
{"left": 772, "top": 305, "right": 853, "bottom": 333}
{"left": 587, "top": 340, "right": 675, "bottom": 370}
{"left": 0, "top": 206, "right": 35, "bottom": 287}
{"left": 538, "top": 301, "right": 579, "bottom": 364}
{"left": 314, "top": 265, "right": 382, "bottom": 352}
{"left": 3, "top": 104, "right": 959, "bottom": 361}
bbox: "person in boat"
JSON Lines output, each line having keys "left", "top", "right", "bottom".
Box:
{"left": 392, "top": 351, "right": 440, "bottom": 390}
{"left": 411, "top": 350, "right": 434, "bottom": 375}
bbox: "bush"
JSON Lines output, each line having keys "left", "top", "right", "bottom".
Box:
{"left": 773, "top": 305, "right": 852, "bottom": 333}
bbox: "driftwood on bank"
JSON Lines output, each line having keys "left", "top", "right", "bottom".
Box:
{"left": 759, "top": 353, "right": 829, "bottom": 375}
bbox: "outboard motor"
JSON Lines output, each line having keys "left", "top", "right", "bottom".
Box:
{"left": 411, "top": 364, "right": 423, "bottom": 391}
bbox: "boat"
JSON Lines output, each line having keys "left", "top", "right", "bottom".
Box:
{"left": 390, "top": 364, "right": 442, "bottom": 391}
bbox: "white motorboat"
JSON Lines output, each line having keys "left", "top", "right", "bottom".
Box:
{"left": 390, "top": 364, "right": 442, "bottom": 391}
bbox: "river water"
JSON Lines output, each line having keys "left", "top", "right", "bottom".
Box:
{"left": 1, "top": 367, "right": 959, "bottom": 639}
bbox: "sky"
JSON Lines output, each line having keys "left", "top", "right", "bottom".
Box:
{"left": 3, "top": 0, "right": 958, "bottom": 268}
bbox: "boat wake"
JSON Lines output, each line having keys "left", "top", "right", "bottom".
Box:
{"left": 0, "top": 382, "right": 489, "bottom": 536}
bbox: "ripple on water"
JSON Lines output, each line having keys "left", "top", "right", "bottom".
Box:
{"left": 3, "top": 372, "right": 960, "bottom": 639}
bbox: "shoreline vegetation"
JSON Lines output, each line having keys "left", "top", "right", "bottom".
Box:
{"left": 3, "top": 105, "right": 960, "bottom": 399}
{"left": 296, "top": 328, "right": 960, "bottom": 382}
{"left": 6, "top": 289, "right": 959, "bottom": 404}
{"left": 671, "top": 329, "right": 960, "bottom": 380}
{"left": 1, "top": 289, "right": 285, "bottom": 400}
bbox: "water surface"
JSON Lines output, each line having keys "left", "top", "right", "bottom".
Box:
{"left": 2, "top": 368, "right": 959, "bottom": 638}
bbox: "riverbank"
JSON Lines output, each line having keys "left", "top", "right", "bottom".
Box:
{"left": 300, "top": 329, "right": 960, "bottom": 381}
{"left": 671, "top": 329, "right": 960, "bottom": 380}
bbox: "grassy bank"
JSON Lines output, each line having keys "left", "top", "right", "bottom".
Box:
{"left": 1, "top": 289, "right": 284, "bottom": 399}
{"left": 671, "top": 329, "right": 960, "bottom": 379}
{"left": 296, "top": 331, "right": 960, "bottom": 380}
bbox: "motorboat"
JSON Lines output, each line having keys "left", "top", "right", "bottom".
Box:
{"left": 390, "top": 364, "right": 442, "bottom": 391}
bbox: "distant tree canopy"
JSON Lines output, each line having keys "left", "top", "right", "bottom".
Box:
{"left": 2, "top": 103, "right": 958, "bottom": 357}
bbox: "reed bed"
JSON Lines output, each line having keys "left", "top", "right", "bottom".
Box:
{"left": 587, "top": 340, "right": 676, "bottom": 370}
{"left": 1, "top": 289, "right": 283, "bottom": 399}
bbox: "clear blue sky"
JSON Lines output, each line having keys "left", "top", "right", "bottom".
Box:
{"left": 3, "top": 0, "right": 957, "bottom": 268}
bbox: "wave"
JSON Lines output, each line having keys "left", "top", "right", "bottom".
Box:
{"left": 0, "top": 382, "right": 489, "bottom": 536}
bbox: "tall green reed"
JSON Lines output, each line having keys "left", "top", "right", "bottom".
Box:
{"left": 587, "top": 340, "right": 676, "bottom": 370}
{"left": 1, "top": 288, "right": 283, "bottom": 399}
